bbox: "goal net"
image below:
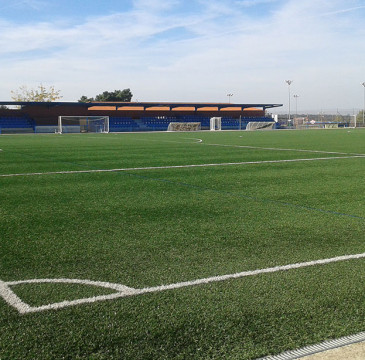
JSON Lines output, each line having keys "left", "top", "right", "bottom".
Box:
{"left": 246, "top": 121, "right": 275, "bottom": 131}
{"left": 58, "top": 116, "right": 109, "bottom": 134}
{"left": 167, "top": 122, "right": 201, "bottom": 131}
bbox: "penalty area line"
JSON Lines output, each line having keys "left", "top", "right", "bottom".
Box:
{"left": 1, "top": 155, "right": 365, "bottom": 178}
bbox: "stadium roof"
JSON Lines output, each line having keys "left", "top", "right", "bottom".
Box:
{"left": 0, "top": 101, "right": 282, "bottom": 111}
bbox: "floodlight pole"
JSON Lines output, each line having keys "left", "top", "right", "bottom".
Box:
{"left": 227, "top": 93, "right": 233, "bottom": 104}
{"left": 362, "top": 82, "right": 365, "bottom": 126}
{"left": 285, "top": 80, "right": 293, "bottom": 126}
{"left": 293, "top": 94, "right": 299, "bottom": 118}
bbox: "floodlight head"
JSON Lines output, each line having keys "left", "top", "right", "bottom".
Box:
{"left": 226, "top": 93, "right": 233, "bottom": 103}
{"left": 361, "top": 82, "right": 365, "bottom": 87}
{"left": 285, "top": 80, "right": 293, "bottom": 85}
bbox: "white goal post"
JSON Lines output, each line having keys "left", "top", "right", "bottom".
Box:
{"left": 57, "top": 116, "right": 109, "bottom": 134}
{"left": 210, "top": 117, "right": 221, "bottom": 131}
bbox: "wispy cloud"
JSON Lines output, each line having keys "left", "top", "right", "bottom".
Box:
{"left": 322, "top": 5, "right": 365, "bottom": 16}
{"left": 235, "top": 0, "right": 280, "bottom": 8}
{"left": 0, "top": 0, "right": 47, "bottom": 11}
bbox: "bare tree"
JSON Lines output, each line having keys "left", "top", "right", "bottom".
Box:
{"left": 11, "top": 84, "right": 62, "bottom": 102}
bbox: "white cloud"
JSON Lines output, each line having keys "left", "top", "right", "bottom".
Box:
{"left": 0, "top": 0, "right": 364, "bottom": 111}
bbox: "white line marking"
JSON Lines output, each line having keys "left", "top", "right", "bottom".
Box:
{"left": 134, "top": 136, "right": 365, "bottom": 156}
{"left": 1, "top": 155, "right": 364, "bottom": 178}
{"left": 185, "top": 138, "right": 203, "bottom": 143}
{"left": 134, "top": 137, "right": 203, "bottom": 145}
{"left": 205, "top": 143, "right": 365, "bottom": 156}
{"left": 1, "top": 252, "right": 364, "bottom": 313}
{"left": 0, "top": 280, "right": 32, "bottom": 313}
{"left": 7, "top": 278, "right": 136, "bottom": 293}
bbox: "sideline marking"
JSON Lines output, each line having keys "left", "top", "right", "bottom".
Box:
{"left": 1, "top": 155, "right": 364, "bottom": 178}
{"left": 1, "top": 252, "right": 365, "bottom": 314}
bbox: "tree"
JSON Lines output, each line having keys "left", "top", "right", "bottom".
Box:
{"left": 78, "top": 89, "right": 133, "bottom": 102}
{"left": 356, "top": 110, "right": 365, "bottom": 125}
{"left": 78, "top": 95, "right": 94, "bottom": 103}
{"left": 11, "top": 84, "right": 62, "bottom": 102}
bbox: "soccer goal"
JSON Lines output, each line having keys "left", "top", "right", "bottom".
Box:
{"left": 348, "top": 115, "right": 357, "bottom": 128}
{"left": 246, "top": 121, "right": 275, "bottom": 131}
{"left": 57, "top": 116, "right": 109, "bottom": 134}
{"left": 210, "top": 117, "right": 221, "bottom": 131}
{"left": 167, "top": 122, "right": 201, "bottom": 131}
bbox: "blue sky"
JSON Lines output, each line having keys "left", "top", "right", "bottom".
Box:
{"left": 1, "top": 0, "right": 365, "bottom": 113}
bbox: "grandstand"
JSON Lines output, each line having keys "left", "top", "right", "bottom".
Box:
{"left": 0, "top": 115, "right": 34, "bottom": 134}
{"left": 0, "top": 101, "right": 282, "bottom": 133}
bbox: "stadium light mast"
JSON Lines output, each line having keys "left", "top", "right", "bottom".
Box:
{"left": 227, "top": 93, "right": 233, "bottom": 104}
{"left": 293, "top": 94, "right": 299, "bottom": 117}
{"left": 285, "top": 80, "right": 293, "bottom": 126}
{"left": 362, "top": 82, "right": 365, "bottom": 125}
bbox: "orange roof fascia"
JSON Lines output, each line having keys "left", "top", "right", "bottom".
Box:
{"left": 89, "top": 106, "right": 115, "bottom": 111}
{"left": 172, "top": 107, "right": 196, "bottom": 111}
{"left": 197, "top": 107, "right": 219, "bottom": 111}
{"left": 118, "top": 106, "right": 145, "bottom": 111}
{"left": 87, "top": 105, "right": 262, "bottom": 112}
{"left": 220, "top": 107, "right": 242, "bottom": 111}
{"left": 146, "top": 106, "right": 171, "bottom": 111}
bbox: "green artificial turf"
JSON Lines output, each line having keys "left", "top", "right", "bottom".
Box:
{"left": 1, "top": 129, "right": 365, "bottom": 359}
